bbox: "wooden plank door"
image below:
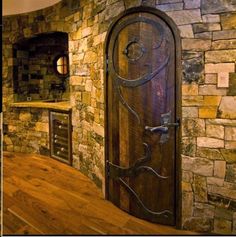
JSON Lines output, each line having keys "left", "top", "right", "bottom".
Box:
{"left": 106, "top": 9, "right": 179, "bottom": 226}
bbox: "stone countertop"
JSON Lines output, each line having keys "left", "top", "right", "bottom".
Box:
{"left": 10, "top": 100, "right": 72, "bottom": 111}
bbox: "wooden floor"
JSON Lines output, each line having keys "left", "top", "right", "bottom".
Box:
{"left": 3, "top": 151, "right": 197, "bottom": 235}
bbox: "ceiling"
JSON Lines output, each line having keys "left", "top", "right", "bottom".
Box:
{"left": 3, "top": 0, "right": 62, "bottom": 16}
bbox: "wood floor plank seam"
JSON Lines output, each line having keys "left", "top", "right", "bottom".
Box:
{"left": 7, "top": 208, "right": 44, "bottom": 235}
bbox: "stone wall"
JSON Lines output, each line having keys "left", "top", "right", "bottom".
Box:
{"left": 2, "top": 0, "right": 236, "bottom": 234}
{"left": 3, "top": 108, "right": 49, "bottom": 155}
{"left": 158, "top": 0, "right": 236, "bottom": 234}
{"left": 13, "top": 32, "right": 69, "bottom": 102}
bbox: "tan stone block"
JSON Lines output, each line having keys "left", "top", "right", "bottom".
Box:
{"left": 182, "top": 118, "right": 205, "bottom": 137}
{"left": 221, "top": 149, "right": 236, "bottom": 163}
{"left": 182, "top": 84, "right": 198, "bottom": 95}
{"left": 195, "top": 32, "right": 212, "bottom": 40}
{"left": 193, "top": 175, "right": 207, "bottom": 202}
{"left": 199, "top": 85, "right": 227, "bottom": 95}
{"left": 35, "top": 122, "right": 48, "bottom": 133}
{"left": 197, "top": 137, "right": 224, "bottom": 148}
{"left": 93, "top": 122, "right": 104, "bottom": 137}
{"left": 207, "top": 177, "right": 224, "bottom": 186}
{"left": 178, "top": 25, "right": 194, "bottom": 38}
{"left": 85, "top": 80, "right": 92, "bottom": 91}
{"left": 182, "top": 95, "right": 204, "bottom": 106}
{"left": 199, "top": 107, "right": 217, "bottom": 118}
{"left": 208, "top": 185, "right": 236, "bottom": 200}
{"left": 182, "top": 170, "right": 193, "bottom": 183}
{"left": 205, "top": 63, "right": 235, "bottom": 74}
{"left": 228, "top": 73, "right": 236, "bottom": 96}
{"left": 182, "top": 181, "right": 192, "bottom": 192}
{"left": 4, "top": 136, "right": 13, "bottom": 145}
{"left": 205, "top": 74, "right": 217, "bottom": 84}
{"left": 93, "top": 34, "right": 102, "bottom": 46}
{"left": 74, "top": 12, "right": 81, "bottom": 22}
{"left": 182, "top": 155, "right": 213, "bottom": 176}
{"left": 82, "top": 27, "right": 92, "bottom": 37}
{"left": 206, "top": 124, "right": 224, "bottom": 139}
{"left": 202, "top": 14, "right": 220, "bottom": 23}
{"left": 8, "top": 125, "right": 17, "bottom": 132}
{"left": 225, "top": 127, "right": 236, "bottom": 141}
{"left": 196, "top": 147, "right": 223, "bottom": 160}
{"left": 182, "top": 39, "right": 211, "bottom": 51}
{"left": 184, "top": 0, "right": 200, "bottom": 9}
{"left": 182, "top": 191, "right": 193, "bottom": 218}
{"left": 19, "top": 112, "right": 31, "bottom": 122}
{"left": 203, "top": 96, "right": 221, "bottom": 106}
{"left": 205, "top": 49, "right": 236, "bottom": 63}
{"left": 72, "top": 54, "right": 81, "bottom": 63}
{"left": 194, "top": 203, "right": 215, "bottom": 219}
{"left": 193, "top": 22, "right": 221, "bottom": 33}
{"left": 92, "top": 24, "right": 99, "bottom": 37}
{"left": 78, "top": 38, "right": 88, "bottom": 53}
{"left": 212, "top": 39, "right": 236, "bottom": 50}
{"left": 218, "top": 72, "right": 229, "bottom": 88}
{"left": 156, "top": 3, "right": 183, "bottom": 11}
{"left": 218, "top": 96, "right": 236, "bottom": 119}
{"left": 70, "top": 76, "right": 84, "bottom": 85}
{"left": 214, "top": 219, "right": 232, "bottom": 234}
{"left": 82, "top": 92, "right": 91, "bottom": 105}
{"left": 206, "top": 118, "right": 236, "bottom": 126}
{"left": 83, "top": 51, "right": 97, "bottom": 64}
{"left": 182, "top": 137, "right": 196, "bottom": 156}
{"left": 71, "top": 30, "right": 82, "bottom": 40}
{"left": 221, "top": 12, "right": 236, "bottom": 30}
{"left": 225, "top": 141, "right": 236, "bottom": 149}
{"left": 105, "top": 1, "right": 125, "bottom": 21}
{"left": 213, "top": 30, "right": 236, "bottom": 40}
{"left": 166, "top": 9, "right": 201, "bottom": 25}
{"left": 182, "top": 107, "right": 198, "bottom": 118}
{"left": 214, "top": 160, "right": 226, "bottom": 178}
{"left": 94, "top": 109, "right": 100, "bottom": 124}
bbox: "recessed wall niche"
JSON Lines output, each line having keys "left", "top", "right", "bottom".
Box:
{"left": 13, "top": 32, "right": 69, "bottom": 102}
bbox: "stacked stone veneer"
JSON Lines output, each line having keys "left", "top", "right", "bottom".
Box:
{"left": 2, "top": 0, "right": 236, "bottom": 234}
{"left": 13, "top": 32, "right": 69, "bottom": 102}
{"left": 3, "top": 108, "right": 49, "bottom": 155}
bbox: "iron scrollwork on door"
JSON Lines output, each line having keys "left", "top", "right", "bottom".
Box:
{"left": 108, "top": 16, "right": 170, "bottom": 124}
{"left": 107, "top": 142, "right": 172, "bottom": 219}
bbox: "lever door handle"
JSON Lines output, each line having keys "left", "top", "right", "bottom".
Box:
{"left": 145, "top": 121, "right": 179, "bottom": 133}
{"left": 145, "top": 125, "right": 168, "bottom": 133}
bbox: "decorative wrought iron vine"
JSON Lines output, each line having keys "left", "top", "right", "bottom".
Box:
{"left": 108, "top": 16, "right": 170, "bottom": 124}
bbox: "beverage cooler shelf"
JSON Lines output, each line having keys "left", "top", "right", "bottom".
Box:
{"left": 49, "top": 110, "right": 72, "bottom": 165}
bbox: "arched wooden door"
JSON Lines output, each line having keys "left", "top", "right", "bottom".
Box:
{"left": 105, "top": 7, "right": 181, "bottom": 226}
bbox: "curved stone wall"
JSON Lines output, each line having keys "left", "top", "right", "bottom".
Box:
{"left": 2, "top": 0, "right": 236, "bottom": 234}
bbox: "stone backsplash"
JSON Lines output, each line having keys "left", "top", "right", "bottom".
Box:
{"left": 13, "top": 32, "right": 69, "bottom": 102}
{"left": 2, "top": 0, "right": 236, "bottom": 234}
{"left": 3, "top": 108, "right": 50, "bottom": 155}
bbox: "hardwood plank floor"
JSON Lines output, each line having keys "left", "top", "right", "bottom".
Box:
{"left": 3, "top": 151, "right": 198, "bottom": 235}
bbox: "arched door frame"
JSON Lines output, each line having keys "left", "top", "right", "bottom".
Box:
{"left": 104, "top": 6, "right": 182, "bottom": 228}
